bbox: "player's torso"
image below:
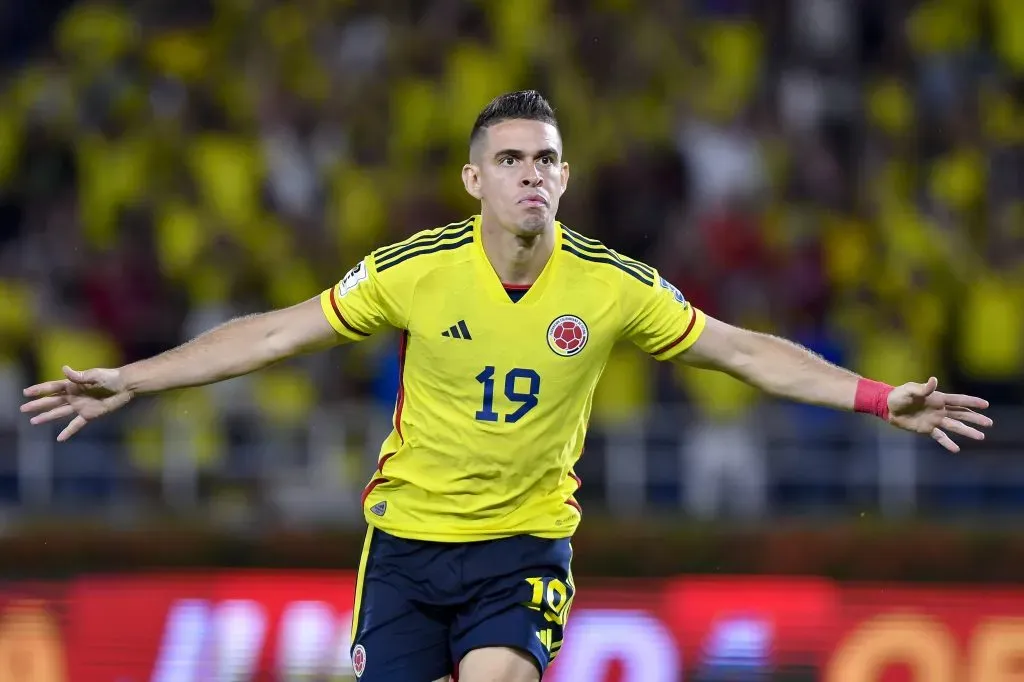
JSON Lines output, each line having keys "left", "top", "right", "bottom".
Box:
{"left": 405, "top": 247, "right": 618, "bottom": 442}
{"left": 368, "top": 224, "right": 623, "bottom": 540}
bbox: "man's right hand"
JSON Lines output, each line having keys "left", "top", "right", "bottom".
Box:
{"left": 21, "top": 366, "right": 133, "bottom": 442}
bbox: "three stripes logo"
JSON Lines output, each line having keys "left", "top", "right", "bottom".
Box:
{"left": 442, "top": 320, "right": 473, "bottom": 340}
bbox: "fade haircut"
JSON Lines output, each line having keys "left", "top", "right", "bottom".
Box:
{"left": 469, "top": 90, "right": 559, "bottom": 151}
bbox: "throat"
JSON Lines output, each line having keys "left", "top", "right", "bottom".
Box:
{"left": 482, "top": 226, "right": 554, "bottom": 286}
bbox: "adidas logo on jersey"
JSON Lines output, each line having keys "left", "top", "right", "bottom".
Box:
{"left": 370, "top": 501, "right": 387, "bottom": 516}
{"left": 441, "top": 320, "right": 473, "bottom": 340}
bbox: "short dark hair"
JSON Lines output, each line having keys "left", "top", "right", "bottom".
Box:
{"left": 469, "top": 90, "right": 559, "bottom": 148}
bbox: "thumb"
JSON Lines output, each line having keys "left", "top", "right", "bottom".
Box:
{"left": 62, "top": 366, "right": 94, "bottom": 384}
{"left": 911, "top": 376, "right": 939, "bottom": 397}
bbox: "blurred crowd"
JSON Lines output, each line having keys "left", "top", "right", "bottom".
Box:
{"left": 0, "top": 0, "right": 1021, "bottom": 516}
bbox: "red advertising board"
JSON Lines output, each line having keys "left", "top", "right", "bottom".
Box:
{"left": 1, "top": 572, "right": 1023, "bottom": 680}
{"left": 826, "top": 586, "right": 1024, "bottom": 682}
{"left": 67, "top": 571, "right": 358, "bottom": 682}
{"left": 67, "top": 574, "right": 216, "bottom": 682}
{"left": 666, "top": 577, "right": 835, "bottom": 670}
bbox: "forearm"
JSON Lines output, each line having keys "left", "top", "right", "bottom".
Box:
{"left": 121, "top": 313, "right": 298, "bottom": 395}
{"left": 713, "top": 331, "right": 863, "bottom": 411}
{"left": 679, "top": 317, "right": 895, "bottom": 419}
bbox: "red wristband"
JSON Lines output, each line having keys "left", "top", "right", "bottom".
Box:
{"left": 855, "top": 379, "right": 894, "bottom": 421}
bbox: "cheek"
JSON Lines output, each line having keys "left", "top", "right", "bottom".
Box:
{"left": 483, "top": 172, "right": 511, "bottom": 191}
{"left": 482, "top": 179, "right": 515, "bottom": 206}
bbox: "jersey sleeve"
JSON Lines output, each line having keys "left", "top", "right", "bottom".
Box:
{"left": 319, "top": 254, "right": 410, "bottom": 341}
{"left": 621, "top": 272, "right": 707, "bottom": 361}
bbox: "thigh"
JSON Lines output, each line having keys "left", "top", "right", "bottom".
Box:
{"left": 451, "top": 535, "right": 575, "bottom": 676}
{"left": 457, "top": 647, "right": 539, "bottom": 682}
{"left": 352, "top": 527, "right": 454, "bottom": 681}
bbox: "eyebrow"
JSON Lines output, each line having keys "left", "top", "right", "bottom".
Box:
{"left": 494, "top": 148, "right": 560, "bottom": 161}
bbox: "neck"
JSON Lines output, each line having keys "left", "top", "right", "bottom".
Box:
{"left": 479, "top": 214, "right": 555, "bottom": 285}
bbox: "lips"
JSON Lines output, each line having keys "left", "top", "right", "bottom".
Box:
{"left": 519, "top": 194, "right": 548, "bottom": 207}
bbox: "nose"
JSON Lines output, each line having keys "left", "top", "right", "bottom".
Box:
{"left": 520, "top": 166, "right": 543, "bottom": 187}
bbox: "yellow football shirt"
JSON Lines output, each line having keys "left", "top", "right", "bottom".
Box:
{"left": 320, "top": 216, "right": 706, "bottom": 541}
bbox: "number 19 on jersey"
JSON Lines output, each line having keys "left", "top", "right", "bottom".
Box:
{"left": 475, "top": 366, "right": 541, "bottom": 423}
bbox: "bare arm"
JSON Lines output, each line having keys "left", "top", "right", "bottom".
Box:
{"left": 675, "top": 315, "right": 992, "bottom": 452}
{"left": 22, "top": 296, "right": 346, "bottom": 441}
{"left": 123, "top": 296, "right": 342, "bottom": 394}
{"left": 676, "top": 316, "right": 860, "bottom": 410}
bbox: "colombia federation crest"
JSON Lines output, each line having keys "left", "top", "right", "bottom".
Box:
{"left": 352, "top": 644, "right": 366, "bottom": 677}
{"left": 547, "top": 315, "right": 589, "bottom": 357}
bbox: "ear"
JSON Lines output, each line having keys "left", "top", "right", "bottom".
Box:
{"left": 462, "top": 163, "right": 482, "bottom": 200}
{"left": 558, "top": 161, "right": 570, "bottom": 197}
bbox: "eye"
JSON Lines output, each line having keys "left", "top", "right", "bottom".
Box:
{"left": 499, "top": 157, "right": 516, "bottom": 166}
{"left": 539, "top": 156, "right": 553, "bottom": 165}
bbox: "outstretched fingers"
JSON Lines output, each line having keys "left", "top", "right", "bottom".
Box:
{"left": 947, "top": 406, "right": 994, "bottom": 428}
{"left": 57, "top": 415, "right": 88, "bottom": 443}
{"left": 940, "top": 392, "right": 990, "bottom": 410}
{"left": 22, "top": 379, "right": 70, "bottom": 399}
{"left": 940, "top": 416, "right": 985, "bottom": 441}
{"left": 20, "top": 395, "right": 69, "bottom": 415}
{"left": 931, "top": 428, "right": 960, "bottom": 453}
{"left": 29, "top": 404, "right": 76, "bottom": 426}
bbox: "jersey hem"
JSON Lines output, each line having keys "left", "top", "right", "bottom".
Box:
{"left": 363, "top": 517, "right": 579, "bottom": 543}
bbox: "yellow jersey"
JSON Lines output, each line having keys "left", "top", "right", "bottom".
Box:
{"left": 320, "top": 216, "right": 706, "bottom": 541}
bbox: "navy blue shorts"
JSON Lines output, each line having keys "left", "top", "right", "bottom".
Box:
{"left": 349, "top": 527, "right": 575, "bottom": 681}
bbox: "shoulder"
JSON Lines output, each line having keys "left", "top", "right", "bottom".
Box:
{"left": 368, "top": 217, "right": 476, "bottom": 276}
{"left": 558, "top": 224, "right": 658, "bottom": 290}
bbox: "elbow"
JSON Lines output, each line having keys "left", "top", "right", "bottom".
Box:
{"left": 707, "top": 328, "right": 776, "bottom": 388}
{"left": 255, "top": 313, "right": 296, "bottom": 365}
{"left": 730, "top": 331, "right": 808, "bottom": 395}
{"left": 262, "top": 324, "right": 298, "bottom": 363}
{"left": 258, "top": 299, "right": 337, "bottom": 362}
{"left": 721, "top": 335, "right": 760, "bottom": 381}
{"left": 682, "top": 317, "right": 812, "bottom": 397}
{"left": 678, "top": 316, "right": 759, "bottom": 374}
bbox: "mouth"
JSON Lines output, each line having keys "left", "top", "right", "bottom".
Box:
{"left": 519, "top": 194, "right": 548, "bottom": 208}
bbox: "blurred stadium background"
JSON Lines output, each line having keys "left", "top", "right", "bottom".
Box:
{"left": 0, "top": 0, "right": 1022, "bottom": 679}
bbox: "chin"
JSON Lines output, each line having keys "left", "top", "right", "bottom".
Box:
{"left": 515, "top": 212, "right": 549, "bottom": 235}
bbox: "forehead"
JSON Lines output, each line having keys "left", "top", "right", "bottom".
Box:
{"left": 481, "top": 119, "right": 562, "bottom": 155}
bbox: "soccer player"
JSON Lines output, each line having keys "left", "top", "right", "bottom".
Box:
{"left": 21, "top": 90, "right": 991, "bottom": 682}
